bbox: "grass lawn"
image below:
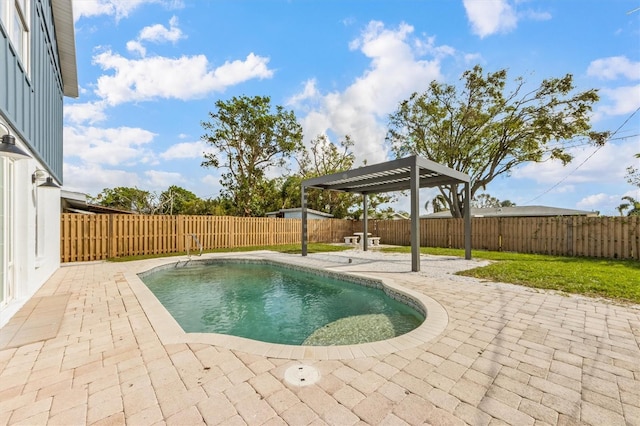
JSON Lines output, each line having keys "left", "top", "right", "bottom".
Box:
{"left": 381, "top": 246, "right": 640, "bottom": 304}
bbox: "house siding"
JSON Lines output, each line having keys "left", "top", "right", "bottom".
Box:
{"left": 0, "top": 0, "right": 65, "bottom": 181}
{"left": 0, "top": 0, "right": 74, "bottom": 328}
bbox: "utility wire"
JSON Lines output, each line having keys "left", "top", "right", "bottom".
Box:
{"left": 523, "top": 106, "right": 640, "bottom": 204}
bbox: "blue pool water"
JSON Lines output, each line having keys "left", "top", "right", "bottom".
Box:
{"left": 140, "top": 261, "right": 424, "bottom": 345}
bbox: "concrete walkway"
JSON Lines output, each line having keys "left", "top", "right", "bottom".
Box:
{"left": 0, "top": 250, "right": 638, "bottom": 425}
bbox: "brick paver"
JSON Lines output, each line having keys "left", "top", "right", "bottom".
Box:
{"left": 0, "top": 251, "right": 638, "bottom": 425}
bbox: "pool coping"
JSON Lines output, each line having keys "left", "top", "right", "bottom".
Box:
{"left": 125, "top": 252, "right": 449, "bottom": 360}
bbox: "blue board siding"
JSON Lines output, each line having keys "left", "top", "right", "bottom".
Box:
{"left": 0, "top": 0, "right": 65, "bottom": 182}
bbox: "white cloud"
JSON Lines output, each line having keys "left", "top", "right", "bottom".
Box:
{"left": 201, "top": 174, "right": 224, "bottom": 197}
{"left": 63, "top": 163, "right": 141, "bottom": 196}
{"left": 143, "top": 170, "right": 186, "bottom": 190}
{"left": 64, "top": 101, "right": 108, "bottom": 124}
{"left": 587, "top": 56, "right": 640, "bottom": 81}
{"left": 599, "top": 84, "right": 640, "bottom": 116}
{"left": 127, "top": 16, "right": 185, "bottom": 57}
{"left": 93, "top": 51, "right": 273, "bottom": 105}
{"left": 64, "top": 125, "right": 157, "bottom": 166}
{"left": 139, "top": 16, "right": 184, "bottom": 43}
{"left": 160, "top": 141, "right": 215, "bottom": 160}
{"left": 463, "top": 0, "right": 518, "bottom": 38}
{"left": 126, "top": 40, "right": 146, "bottom": 57}
{"left": 576, "top": 193, "right": 623, "bottom": 214}
{"left": 513, "top": 141, "right": 638, "bottom": 186}
{"left": 464, "top": 52, "right": 483, "bottom": 64}
{"left": 286, "top": 79, "right": 320, "bottom": 108}
{"left": 73, "top": 0, "right": 184, "bottom": 22}
{"left": 553, "top": 184, "right": 575, "bottom": 194}
{"left": 293, "top": 21, "right": 444, "bottom": 165}
{"left": 521, "top": 8, "right": 552, "bottom": 22}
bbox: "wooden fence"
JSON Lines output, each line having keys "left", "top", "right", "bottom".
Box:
{"left": 364, "top": 216, "right": 640, "bottom": 260}
{"left": 60, "top": 214, "right": 639, "bottom": 262}
{"left": 60, "top": 214, "right": 354, "bottom": 262}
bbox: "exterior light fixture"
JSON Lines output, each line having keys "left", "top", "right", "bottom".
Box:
{"left": 39, "top": 177, "right": 60, "bottom": 189}
{"left": 32, "top": 169, "right": 60, "bottom": 189}
{"left": 0, "top": 122, "right": 31, "bottom": 160}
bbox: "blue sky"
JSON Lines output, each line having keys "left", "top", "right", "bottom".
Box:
{"left": 64, "top": 0, "right": 640, "bottom": 216}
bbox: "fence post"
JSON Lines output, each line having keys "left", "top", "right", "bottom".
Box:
{"left": 567, "top": 217, "right": 574, "bottom": 256}
{"left": 107, "top": 215, "right": 113, "bottom": 258}
{"left": 177, "top": 215, "right": 184, "bottom": 253}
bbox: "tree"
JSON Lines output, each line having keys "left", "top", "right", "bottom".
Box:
{"left": 616, "top": 201, "right": 630, "bottom": 216}
{"left": 472, "top": 193, "right": 502, "bottom": 208}
{"left": 471, "top": 193, "right": 517, "bottom": 208}
{"left": 387, "top": 65, "right": 607, "bottom": 217}
{"left": 348, "top": 193, "right": 396, "bottom": 220}
{"left": 626, "top": 153, "right": 640, "bottom": 188}
{"left": 201, "top": 95, "right": 303, "bottom": 216}
{"left": 618, "top": 196, "right": 640, "bottom": 217}
{"left": 432, "top": 194, "right": 447, "bottom": 213}
{"left": 296, "top": 134, "right": 360, "bottom": 218}
{"left": 157, "top": 186, "right": 199, "bottom": 215}
{"left": 91, "top": 187, "right": 154, "bottom": 213}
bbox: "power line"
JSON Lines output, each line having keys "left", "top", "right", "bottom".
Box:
{"left": 522, "top": 107, "right": 640, "bottom": 205}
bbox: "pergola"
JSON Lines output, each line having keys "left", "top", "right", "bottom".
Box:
{"left": 301, "top": 155, "right": 471, "bottom": 272}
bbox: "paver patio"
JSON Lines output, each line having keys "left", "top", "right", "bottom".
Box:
{"left": 0, "top": 250, "right": 638, "bottom": 425}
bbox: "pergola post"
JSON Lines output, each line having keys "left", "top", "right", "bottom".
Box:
{"left": 464, "top": 182, "right": 471, "bottom": 260}
{"left": 301, "top": 185, "right": 308, "bottom": 256}
{"left": 362, "top": 193, "right": 368, "bottom": 251}
{"left": 410, "top": 159, "right": 420, "bottom": 272}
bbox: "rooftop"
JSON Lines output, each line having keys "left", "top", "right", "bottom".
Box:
{"left": 422, "top": 205, "right": 599, "bottom": 218}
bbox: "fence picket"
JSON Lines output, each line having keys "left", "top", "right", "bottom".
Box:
{"left": 59, "top": 214, "right": 639, "bottom": 262}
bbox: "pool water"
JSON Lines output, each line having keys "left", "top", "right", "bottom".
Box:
{"left": 140, "top": 261, "right": 424, "bottom": 345}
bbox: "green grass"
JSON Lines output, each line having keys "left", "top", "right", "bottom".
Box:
{"left": 107, "top": 243, "right": 350, "bottom": 262}
{"left": 381, "top": 246, "right": 640, "bottom": 304}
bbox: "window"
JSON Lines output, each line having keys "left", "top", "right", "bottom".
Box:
{"left": 0, "top": 0, "right": 30, "bottom": 73}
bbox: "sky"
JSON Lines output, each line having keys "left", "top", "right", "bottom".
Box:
{"left": 63, "top": 0, "right": 640, "bottom": 216}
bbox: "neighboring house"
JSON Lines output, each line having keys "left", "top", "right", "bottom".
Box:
{"left": 61, "top": 190, "right": 135, "bottom": 214}
{"left": 266, "top": 208, "right": 334, "bottom": 220}
{"left": 390, "top": 212, "right": 409, "bottom": 220}
{"left": 0, "top": 0, "right": 78, "bottom": 327}
{"left": 421, "top": 205, "right": 599, "bottom": 219}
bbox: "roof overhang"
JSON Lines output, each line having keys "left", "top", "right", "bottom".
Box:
{"left": 52, "top": 0, "right": 78, "bottom": 98}
{"left": 302, "top": 155, "right": 469, "bottom": 194}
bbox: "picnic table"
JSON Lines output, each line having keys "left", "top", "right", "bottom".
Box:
{"left": 344, "top": 233, "right": 381, "bottom": 246}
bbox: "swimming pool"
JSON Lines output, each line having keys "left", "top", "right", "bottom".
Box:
{"left": 139, "top": 259, "right": 425, "bottom": 346}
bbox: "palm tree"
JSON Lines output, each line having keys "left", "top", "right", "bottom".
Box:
{"left": 432, "top": 195, "right": 447, "bottom": 213}
{"left": 617, "top": 202, "right": 630, "bottom": 216}
{"left": 621, "top": 196, "right": 640, "bottom": 216}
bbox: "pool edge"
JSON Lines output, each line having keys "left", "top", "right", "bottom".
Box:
{"left": 125, "top": 252, "right": 449, "bottom": 360}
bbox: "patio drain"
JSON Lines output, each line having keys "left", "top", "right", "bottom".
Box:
{"left": 284, "top": 364, "right": 320, "bottom": 387}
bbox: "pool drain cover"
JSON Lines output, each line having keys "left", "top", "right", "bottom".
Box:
{"left": 284, "top": 364, "right": 320, "bottom": 387}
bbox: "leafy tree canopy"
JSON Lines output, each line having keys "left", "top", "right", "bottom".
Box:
{"left": 387, "top": 65, "right": 607, "bottom": 217}
{"left": 625, "top": 153, "right": 640, "bottom": 188}
{"left": 617, "top": 196, "right": 640, "bottom": 217}
{"left": 158, "top": 185, "right": 199, "bottom": 215}
{"left": 201, "top": 95, "right": 304, "bottom": 216}
{"left": 91, "top": 187, "right": 154, "bottom": 213}
{"left": 472, "top": 193, "right": 516, "bottom": 209}
{"left": 296, "top": 134, "right": 359, "bottom": 218}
